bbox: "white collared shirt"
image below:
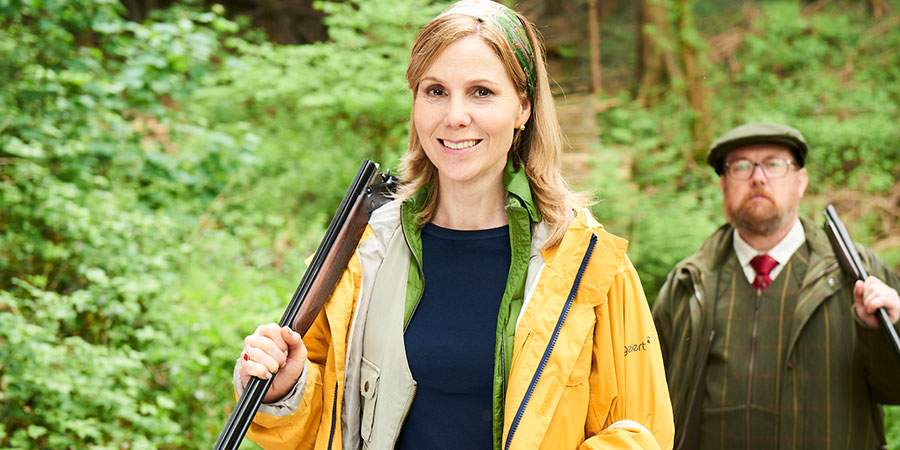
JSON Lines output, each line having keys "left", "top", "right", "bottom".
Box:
{"left": 733, "top": 219, "right": 806, "bottom": 285}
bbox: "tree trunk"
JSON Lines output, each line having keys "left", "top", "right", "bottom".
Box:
{"left": 867, "top": 0, "right": 888, "bottom": 18}
{"left": 674, "top": 0, "right": 710, "bottom": 162}
{"left": 637, "top": 0, "right": 681, "bottom": 103}
{"left": 598, "top": 0, "right": 620, "bottom": 21}
{"left": 121, "top": 0, "right": 159, "bottom": 22}
{"left": 588, "top": 0, "right": 603, "bottom": 94}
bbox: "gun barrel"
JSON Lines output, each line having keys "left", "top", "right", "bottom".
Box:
{"left": 214, "top": 160, "right": 381, "bottom": 450}
{"left": 823, "top": 204, "right": 900, "bottom": 363}
{"left": 825, "top": 205, "right": 869, "bottom": 279}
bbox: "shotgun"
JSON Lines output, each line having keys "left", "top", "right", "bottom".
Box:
{"left": 214, "top": 159, "right": 398, "bottom": 450}
{"left": 823, "top": 204, "right": 900, "bottom": 361}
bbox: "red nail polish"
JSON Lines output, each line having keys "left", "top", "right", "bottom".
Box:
{"left": 243, "top": 353, "right": 249, "bottom": 361}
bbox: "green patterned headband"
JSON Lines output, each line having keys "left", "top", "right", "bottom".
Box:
{"left": 438, "top": 0, "right": 537, "bottom": 99}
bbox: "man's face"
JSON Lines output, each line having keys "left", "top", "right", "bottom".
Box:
{"left": 720, "top": 144, "right": 808, "bottom": 237}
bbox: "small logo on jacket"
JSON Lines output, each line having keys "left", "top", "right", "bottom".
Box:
{"left": 624, "top": 336, "right": 652, "bottom": 357}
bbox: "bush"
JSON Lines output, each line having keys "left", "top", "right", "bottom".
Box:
{"left": 0, "top": 0, "right": 249, "bottom": 445}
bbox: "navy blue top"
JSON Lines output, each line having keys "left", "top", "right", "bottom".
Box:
{"left": 395, "top": 223, "right": 511, "bottom": 449}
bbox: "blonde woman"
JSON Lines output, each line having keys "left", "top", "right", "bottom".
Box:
{"left": 235, "top": 1, "right": 673, "bottom": 448}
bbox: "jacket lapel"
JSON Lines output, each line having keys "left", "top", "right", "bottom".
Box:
{"left": 786, "top": 219, "right": 843, "bottom": 362}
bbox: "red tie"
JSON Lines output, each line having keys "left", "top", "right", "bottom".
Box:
{"left": 750, "top": 254, "right": 778, "bottom": 291}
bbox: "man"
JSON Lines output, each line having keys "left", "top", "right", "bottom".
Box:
{"left": 652, "top": 122, "right": 900, "bottom": 450}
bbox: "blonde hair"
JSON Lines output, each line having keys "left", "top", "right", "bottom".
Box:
{"left": 398, "top": 9, "right": 581, "bottom": 250}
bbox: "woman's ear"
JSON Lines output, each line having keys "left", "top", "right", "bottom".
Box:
{"left": 517, "top": 98, "right": 531, "bottom": 129}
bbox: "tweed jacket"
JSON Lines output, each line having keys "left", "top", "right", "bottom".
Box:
{"left": 652, "top": 217, "right": 900, "bottom": 450}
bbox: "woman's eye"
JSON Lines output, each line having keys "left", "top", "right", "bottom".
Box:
{"left": 474, "top": 87, "right": 492, "bottom": 97}
{"left": 425, "top": 86, "right": 445, "bottom": 96}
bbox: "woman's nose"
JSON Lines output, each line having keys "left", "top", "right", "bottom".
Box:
{"left": 442, "top": 97, "right": 471, "bottom": 128}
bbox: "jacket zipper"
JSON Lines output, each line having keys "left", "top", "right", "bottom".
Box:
{"left": 327, "top": 381, "right": 338, "bottom": 450}
{"left": 742, "top": 262, "right": 838, "bottom": 447}
{"left": 504, "top": 235, "right": 597, "bottom": 450}
{"left": 500, "top": 333, "right": 507, "bottom": 406}
{"left": 745, "top": 289, "right": 762, "bottom": 448}
{"left": 391, "top": 386, "right": 418, "bottom": 448}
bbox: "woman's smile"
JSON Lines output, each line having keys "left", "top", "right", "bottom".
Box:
{"left": 440, "top": 139, "right": 482, "bottom": 151}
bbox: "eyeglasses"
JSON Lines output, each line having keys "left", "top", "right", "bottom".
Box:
{"left": 724, "top": 158, "right": 796, "bottom": 179}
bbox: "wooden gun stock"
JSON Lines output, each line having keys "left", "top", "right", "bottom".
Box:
{"left": 823, "top": 204, "right": 900, "bottom": 362}
{"left": 215, "top": 160, "right": 397, "bottom": 450}
{"left": 292, "top": 191, "right": 369, "bottom": 334}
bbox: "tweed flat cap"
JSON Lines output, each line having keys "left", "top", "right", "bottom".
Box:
{"left": 707, "top": 122, "right": 808, "bottom": 174}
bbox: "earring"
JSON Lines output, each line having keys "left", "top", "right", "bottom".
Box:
{"left": 518, "top": 124, "right": 526, "bottom": 131}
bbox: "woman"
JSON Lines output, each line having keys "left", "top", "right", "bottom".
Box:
{"left": 235, "top": 1, "right": 673, "bottom": 448}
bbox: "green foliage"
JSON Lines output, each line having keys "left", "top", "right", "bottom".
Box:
{"left": 0, "top": 0, "right": 249, "bottom": 446}
{"left": 591, "top": 94, "right": 723, "bottom": 300}
{"left": 888, "top": 406, "right": 900, "bottom": 450}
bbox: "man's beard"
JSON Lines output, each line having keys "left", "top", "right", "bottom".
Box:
{"left": 724, "top": 189, "right": 796, "bottom": 237}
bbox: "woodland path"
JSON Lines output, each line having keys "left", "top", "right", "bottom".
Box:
{"left": 555, "top": 92, "right": 603, "bottom": 187}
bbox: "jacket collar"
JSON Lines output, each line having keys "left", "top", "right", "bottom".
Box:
{"left": 673, "top": 216, "right": 843, "bottom": 313}
{"left": 687, "top": 223, "right": 734, "bottom": 274}
{"left": 679, "top": 216, "right": 836, "bottom": 278}
{"left": 503, "top": 158, "right": 541, "bottom": 222}
{"left": 799, "top": 216, "right": 841, "bottom": 284}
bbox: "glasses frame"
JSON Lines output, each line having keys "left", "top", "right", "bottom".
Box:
{"left": 724, "top": 157, "right": 797, "bottom": 180}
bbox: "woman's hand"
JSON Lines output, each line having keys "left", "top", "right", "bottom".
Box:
{"left": 238, "top": 324, "right": 308, "bottom": 403}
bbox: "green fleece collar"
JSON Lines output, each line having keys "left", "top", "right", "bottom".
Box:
{"left": 503, "top": 158, "right": 541, "bottom": 222}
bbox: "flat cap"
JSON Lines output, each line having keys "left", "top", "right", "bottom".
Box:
{"left": 707, "top": 122, "right": 808, "bottom": 174}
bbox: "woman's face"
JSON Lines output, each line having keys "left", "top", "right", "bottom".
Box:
{"left": 414, "top": 34, "right": 530, "bottom": 192}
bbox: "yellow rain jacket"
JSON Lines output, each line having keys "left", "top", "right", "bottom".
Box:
{"left": 234, "top": 168, "right": 673, "bottom": 449}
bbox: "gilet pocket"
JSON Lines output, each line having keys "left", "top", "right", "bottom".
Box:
{"left": 360, "top": 356, "right": 381, "bottom": 442}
